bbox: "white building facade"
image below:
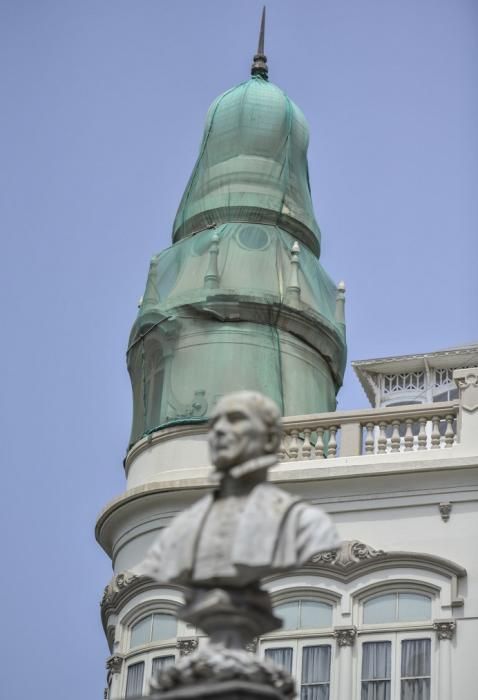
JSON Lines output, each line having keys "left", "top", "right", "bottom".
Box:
{"left": 95, "top": 27, "right": 478, "bottom": 700}
{"left": 97, "top": 358, "right": 478, "bottom": 700}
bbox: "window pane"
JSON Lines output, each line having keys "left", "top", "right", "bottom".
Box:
{"left": 300, "top": 601, "right": 333, "bottom": 629}
{"left": 398, "top": 594, "right": 431, "bottom": 622}
{"left": 361, "top": 642, "right": 391, "bottom": 700}
{"left": 265, "top": 647, "right": 293, "bottom": 674}
{"left": 152, "top": 614, "right": 177, "bottom": 641}
{"left": 401, "top": 639, "right": 431, "bottom": 677}
{"left": 125, "top": 662, "right": 144, "bottom": 698}
{"left": 302, "top": 645, "right": 331, "bottom": 683}
{"left": 401, "top": 640, "right": 431, "bottom": 700}
{"left": 363, "top": 594, "right": 396, "bottom": 624}
{"left": 361, "top": 680, "right": 391, "bottom": 700}
{"left": 362, "top": 642, "right": 391, "bottom": 680}
{"left": 274, "top": 602, "right": 299, "bottom": 630}
{"left": 401, "top": 679, "right": 430, "bottom": 700}
{"left": 301, "top": 686, "right": 329, "bottom": 700}
{"left": 152, "top": 655, "right": 175, "bottom": 675}
{"left": 130, "top": 616, "right": 152, "bottom": 648}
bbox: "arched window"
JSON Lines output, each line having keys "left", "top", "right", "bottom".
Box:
{"left": 359, "top": 590, "right": 434, "bottom": 700}
{"left": 261, "top": 596, "right": 336, "bottom": 700}
{"left": 124, "top": 614, "right": 178, "bottom": 699}
{"left": 274, "top": 599, "right": 333, "bottom": 630}
{"left": 130, "top": 613, "right": 177, "bottom": 649}
{"left": 363, "top": 592, "right": 431, "bottom": 625}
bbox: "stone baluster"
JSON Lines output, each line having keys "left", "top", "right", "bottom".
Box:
{"left": 328, "top": 426, "right": 338, "bottom": 458}
{"left": 315, "top": 427, "right": 325, "bottom": 459}
{"left": 417, "top": 417, "right": 427, "bottom": 450}
{"left": 289, "top": 429, "right": 300, "bottom": 459}
{"left": 377, "top": 421, "right": 387, "bottom": 454}
{"left": 444, "top": 415, "right": 455, "bottom": 447}
{"left": 203, "top": 233, "right": 220, "bottom": 289}
{"left": 277, "top": 435, "right": 286, "bottom": 461}
{"left": 431, "top": 415, "right": 441, "bottom": 449}
{"left": 390, "top": 420, "right": 401, "bottom": 452}
{"left": 364, "top": 423, "right": 375, "bottom": 454}
{"left": 302, "top": 428, "right": 312, "bottom": 459}
{"left": 404, "top": 418, "right": 414, "bottom": 451}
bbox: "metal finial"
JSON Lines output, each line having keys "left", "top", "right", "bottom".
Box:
{"left": 251, "top": 6, "right": 268, "bottom": 80}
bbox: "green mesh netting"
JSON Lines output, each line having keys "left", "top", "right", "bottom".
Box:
{"left": 172, "top": 76, "right": 321, "bottom": 256}
{"left": 126, "top": 74, "right": 347, "bottom": 448}
{"left": 127, "top": 223, "right": 346, "bottom": 447}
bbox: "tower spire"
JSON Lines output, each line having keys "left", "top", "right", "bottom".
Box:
{"left": 251, "top": 6, "right": 268, "bottom": 80}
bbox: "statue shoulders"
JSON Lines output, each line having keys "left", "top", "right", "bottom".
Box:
{"left": 165, "top": 492, "right": 213, "bottom": 538}
{"left": 249, "top": 482, "right": 302, "bottom": 510}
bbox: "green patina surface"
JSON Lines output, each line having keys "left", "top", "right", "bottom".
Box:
{"left": 173, "top": 76, "right": 321, "bottom": 255}
{"left": 127, "top": 74, "right": 347, "bottom": 447}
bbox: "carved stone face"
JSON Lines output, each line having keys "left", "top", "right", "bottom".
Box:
{"left": 209, "top": 393, "right": 275, "bottom": 471}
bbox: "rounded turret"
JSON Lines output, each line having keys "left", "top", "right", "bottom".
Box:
{"left": 126, "top": 31, "right": 346, "bottom": 450}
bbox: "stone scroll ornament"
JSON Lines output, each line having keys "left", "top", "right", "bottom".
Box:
{"left": 135, "top": 391, "right": 340, "bottom": 700}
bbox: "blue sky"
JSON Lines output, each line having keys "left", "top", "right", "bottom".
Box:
{"left": 1, "top": 1, "right": 477, "bottom": 698}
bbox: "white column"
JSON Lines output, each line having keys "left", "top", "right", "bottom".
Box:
{"left": 433, "top": 620, "right": 455, "bottom": 700}
{"left": 106, "top": 654, "right": 124, "bottom": 699}
{"left": 334, "top": 626, "right": 356, "bottom": 700}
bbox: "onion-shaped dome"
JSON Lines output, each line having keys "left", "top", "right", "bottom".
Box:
{"left": 125, "top": 12, "right": 347, "bottom": 447}
{"left": 172, "top": 75, "right": 321, "bottom": 256}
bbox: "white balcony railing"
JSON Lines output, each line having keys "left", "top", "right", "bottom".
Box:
{"left": 279, "top": 401, "right": 459, "bottom": 461}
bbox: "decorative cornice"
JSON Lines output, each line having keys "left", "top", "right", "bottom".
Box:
{"left": 101, "top": 571, "right": 140, "bottom": 608}
{"left": 333, "top": 626, "right": 357, "bottom": 647}
{"left": 433, "top": 619, "right": 456, "bottom": 640}
{"left": 176, "top": 638, "right": 199, "bottom": 656}
{"left": 106, "top": 655, "right": 124, "bottom": 674}
{"left": 312, "top": 540, "right": 385, "bottom": 568}
{"left": 303, "top": 540, "right": 466, "bottom": 603}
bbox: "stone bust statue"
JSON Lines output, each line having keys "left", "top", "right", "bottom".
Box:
{"left": 137, "top": 391, "right": 339, "bottom": 648}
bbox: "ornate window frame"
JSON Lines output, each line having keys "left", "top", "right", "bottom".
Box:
{"left": 258, "top": 541, "right": 465, "bottom": 700}
{"left": 259, "top": 585, "right": 340, "bottom": 697}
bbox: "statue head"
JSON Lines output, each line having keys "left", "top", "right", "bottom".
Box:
{"left": 208, "top": 391, "right": 282, "bottom": 472}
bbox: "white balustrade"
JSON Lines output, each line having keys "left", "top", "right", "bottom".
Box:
{"left": 279, "top": 401, "right": 459, "bottom": 461}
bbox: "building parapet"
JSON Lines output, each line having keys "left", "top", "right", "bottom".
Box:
{"left": 279, "top": 400, "right": 459, "bottom": 461}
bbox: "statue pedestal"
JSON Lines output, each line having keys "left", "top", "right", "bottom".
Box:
{"left": 150, "top": 679, "right": 289, "bottom": 700}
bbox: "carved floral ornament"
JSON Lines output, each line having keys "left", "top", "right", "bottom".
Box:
{"left": 433, "top": 620, "right": 456, "bottom": 640}
{"left": 106, "top": 655, "right": 124, "bottom": 673}
{"left": 176, "top": 638, "right": 199, "bottom": 656}
{"left": 333, "top": 627, "right": 357, "bottom": 647}
{"left": 101, "top": 571, "right": 140, "bottom": 610}
{"left": 311, "top": 540, "right": 385, "bottom": 569}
